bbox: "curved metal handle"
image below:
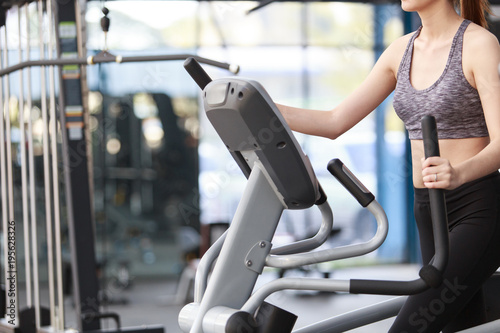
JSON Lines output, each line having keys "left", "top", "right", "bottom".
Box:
{"left": 270, "top": 200, "right": 333, "bottom": 256}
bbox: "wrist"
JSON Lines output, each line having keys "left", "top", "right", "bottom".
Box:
{"left": 453, "top": 164, "right": 468, "bottom": 188}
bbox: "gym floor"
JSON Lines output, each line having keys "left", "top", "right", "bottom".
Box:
{"left": 62, "top": 264, "right": 420, "bottom": 333}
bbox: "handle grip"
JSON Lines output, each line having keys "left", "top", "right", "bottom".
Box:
{"left": 420, "top": 115, "right": 449, "bottom": 283}
{"left": 183, "top": 57, "right": 212, "bottom": 90}
{"left": 421, "top": 115, "right": 440, "bottom": 158}
{"left": 327, "top": 159, "right": 374, "bottom": 207}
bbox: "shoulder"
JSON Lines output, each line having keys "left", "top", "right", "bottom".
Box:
{"left": 376, "top": 31, "right": 415, "bottom": 75}
{"left": 462, "top": 22, "right": 500, "bottom": 90}
{"left": 385, "top": 31, "right": 415, "bottom": 55}
{"left": 463, "top": 22, "right": 500, "bottom": 80}
{"left": 464, "top": 22, "right": 500, "bottom": 56}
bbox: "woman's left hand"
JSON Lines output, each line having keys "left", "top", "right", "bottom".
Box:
{"left": 421, "top": 156, "right": 462, "bottom": 190}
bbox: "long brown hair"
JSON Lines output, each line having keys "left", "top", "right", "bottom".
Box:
{"left": 453, "top": 0, "right": 491, "bottom": 28}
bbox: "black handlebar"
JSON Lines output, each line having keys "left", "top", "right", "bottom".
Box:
{"left": 422, "top": 115, "right": 440, "bottom": 158}
{"left": 327, "top": 159, "right": 374, "bottom": 207}
{"left": 183, "top": 57, "right": 213, "bottom": 90}
{"left": 333, "top": 115, "right": 449, "bottom": 295}
{"left": 420, "top": 115, "right": 449, "bottom": 285}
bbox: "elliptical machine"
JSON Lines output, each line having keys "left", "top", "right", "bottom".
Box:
{"left": 179, "top": 57, "right": 450, "bottom": 333}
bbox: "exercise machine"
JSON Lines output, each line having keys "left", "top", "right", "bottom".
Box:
{"left": 179, "top": 57, "right": 456, "bottom": 333}
{"left": 0, "top": 2, "right": 237, "bottom": 333}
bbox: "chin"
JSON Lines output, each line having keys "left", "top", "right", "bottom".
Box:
{"left": 401, "top": 0, "right": 418, "bottom": 12}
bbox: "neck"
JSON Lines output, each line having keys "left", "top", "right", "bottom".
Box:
{"left": 417, "top": 2, "right": 463, "bottom": 40}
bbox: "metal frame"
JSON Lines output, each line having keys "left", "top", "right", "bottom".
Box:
{"left": 55, "top": 0, "right": 99, "bottom": 330}
{"left": 188, "top": 161, "right": 286, "bottom": 332}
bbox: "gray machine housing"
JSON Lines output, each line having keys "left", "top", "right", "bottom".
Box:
{"left": 203, "top": 78, "right": 320, "bottom": 209}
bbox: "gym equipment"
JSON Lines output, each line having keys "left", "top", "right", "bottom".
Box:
{"left": 180, "top": 57, "right": 500, "bottom": 333}
{"left": 0, "top": 2, "right": 237, "bottom": 333}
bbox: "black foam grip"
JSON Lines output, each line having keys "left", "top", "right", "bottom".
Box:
{"left": 421, "top": 115, "right": 440, "bottom": 158}
{"left": 183, "top": 57, "right": 212, "bottom": 90}
{"left": 420, "top": 115, "right": 449, "bottom": 278}
{"left": 327, "top": 159, "right": 374, "bottom": 207}
{"left": 350, "top": 279, "right": 427, "bottom": 295}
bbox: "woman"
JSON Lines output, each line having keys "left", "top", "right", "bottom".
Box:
{"left": 278, "top": 0, "right": 500, "bottom": 332}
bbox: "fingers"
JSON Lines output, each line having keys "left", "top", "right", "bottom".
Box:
{"left": 423, "top": 173, "right": 446, "bottom": 188}
{"left": 423, "top": 172, "right": 438, "bottom": 184}
{"left": 421, "top": 157, "right": 452, "bottom": 188}
{"left": 421, "top": 156, "right": 444, "bottom": 168}
{"left": 420, "top": 157, "right": 445, "bottom": 177}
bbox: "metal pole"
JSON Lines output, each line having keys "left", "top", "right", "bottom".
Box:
{"left": 0, "top": 53, "right": 239, "bottom": 77}
{"left": 25, "top": 2, "right": 42, "bottom": 329}
{"left": 0, "top": 20, "right": 9, "bottom": 329}
{"left": 38, "top": 0, "right": 56, "bottom": 326}
{"left": 47, "top": 0, "right": 64, "bottom": 329}
{"left": 2, "top": 14, "right": 19, "bottom": 328}
{"left": 55, "top": 1, "right": 101, "bottom": 329}
{"left": 18, "top": 4, "right": 32, "bottom": 310}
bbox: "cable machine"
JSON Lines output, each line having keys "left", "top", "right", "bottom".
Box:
{"left": 0, "top": 1, "right": 238, "bottom": 333}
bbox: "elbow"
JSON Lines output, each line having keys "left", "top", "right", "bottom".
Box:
{"left": 325, "top": 131, "right": 340, "bottom": 140}
{"left": 322, "top": 110, "right": 342, "bottom": 140}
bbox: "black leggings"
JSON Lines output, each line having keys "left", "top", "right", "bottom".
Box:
{"left": 389, "top": 171, "right": 500, "bottom": 333}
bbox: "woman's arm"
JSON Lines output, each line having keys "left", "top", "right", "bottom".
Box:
{"left": 457, "top": 30, "right": 500, "bottom": 180}
{"left": 422, "top": 27, "right": 500, "bottom": 189}
{"left": 277, "top": 36, "right": 407, "bottom": 140}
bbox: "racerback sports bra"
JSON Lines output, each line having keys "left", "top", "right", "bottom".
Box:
{"left": 393, "top": 19, "right": 488, "bottom": 140}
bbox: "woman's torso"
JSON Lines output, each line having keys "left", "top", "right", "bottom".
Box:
{"left": 390, "top": 20, "right": 489, "bottom": 188}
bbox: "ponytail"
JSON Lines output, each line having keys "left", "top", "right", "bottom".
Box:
{"left": 454, "top": 0, "right": 491, "bottom": 28}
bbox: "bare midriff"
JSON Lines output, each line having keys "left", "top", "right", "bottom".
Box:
{"left": 411, "top": 136, "right": 490, "bottom": 188}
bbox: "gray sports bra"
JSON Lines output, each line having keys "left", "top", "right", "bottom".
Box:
{"left": 393, "top": 19, "right": 488, "bottom": 140}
